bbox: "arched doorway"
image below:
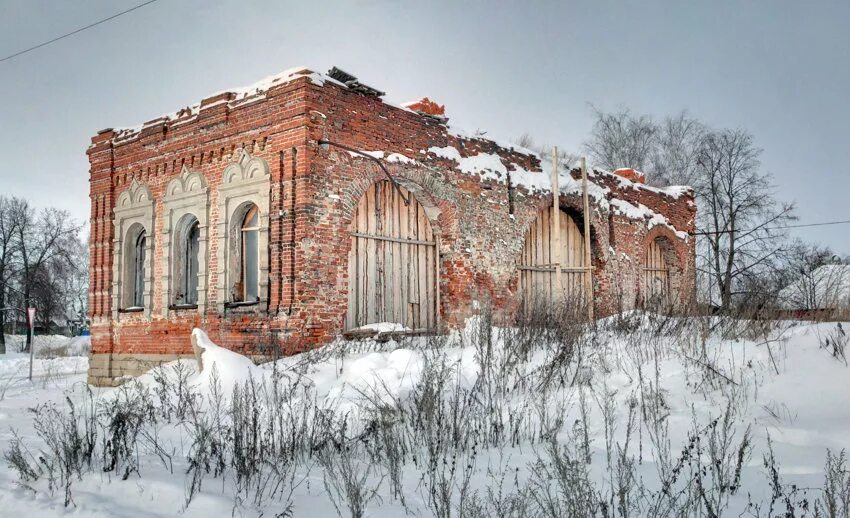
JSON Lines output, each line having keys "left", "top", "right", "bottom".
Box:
{"left": 518, "top": 207, "right": 589, "bottom": 308}
{"left": 643, "top": 238, "right": 671, "bottom": 307}
{"left": 346, "top": 181, "right": 438, "bottom": 331}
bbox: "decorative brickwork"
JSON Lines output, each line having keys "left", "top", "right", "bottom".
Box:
{"left": 86, "top": 67, "right": 696, "bottom": 386}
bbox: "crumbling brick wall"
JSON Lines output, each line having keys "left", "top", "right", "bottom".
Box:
{"left": 87, "top": 68, "right": 695, "bottom": 386}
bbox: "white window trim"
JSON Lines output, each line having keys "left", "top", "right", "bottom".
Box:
{"left": 112, "top": 179, "right": 155, "bottom": 320}
{"left": 216, "top": 148, "right": 271, "bottom": 312}
{"left": 161, "top": 165, "right": 210, "bottom": 315}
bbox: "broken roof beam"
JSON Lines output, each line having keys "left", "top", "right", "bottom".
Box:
{"left": 328, "top": 66, "right": 385, "bottom": 98}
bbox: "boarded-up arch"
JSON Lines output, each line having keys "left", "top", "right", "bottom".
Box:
{"left": 643, "top": 238, "right": 671, "bottom": 307}
{"left": 346, "top": 181, "right": 438, "bottom": 331}
{"left": 518, "top": 208, "right": 588, "bottom": 307}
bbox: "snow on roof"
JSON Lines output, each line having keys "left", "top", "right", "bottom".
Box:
{"left": 426, "top": 146, "right": 607, "bottom": 201}
{"left": 112, "top": 67, "right": 336, "bottom": 139}
{"left": 445, "top": 124, "right": 538, "bottom": 157}
{"left": 605, "top": 167, "right": 692, "bottom": 198}
{"left": 442, "top": 128, "right": 691, "bottom": 200}
{"left": 104, "top": 64, "right": 692, "bottom": 238}
{"left": 780, "top": 264, "right": 850, "bottom": 310}
{"left": 347, "top": 150, "right": 416, "bottom": 165}
{"left": 105, "top": 66, "right": 689, "bottom": 194}
{"left": 419, "top": 145, "right": 689, "bottom": 238}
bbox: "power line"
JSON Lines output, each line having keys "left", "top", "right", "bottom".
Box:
{"left": 693, "top": 219, "right": 850, "bottom": 236}
{"left": 0, "top": 0, "right": 161, "bottom": 64}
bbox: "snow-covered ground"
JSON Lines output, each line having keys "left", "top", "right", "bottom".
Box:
{"left": 0, "top": 335, "right": 89, "bottom": 392}
{"left": 3, "top": 334, "right": 91, "bottom": 358}
{"left": 1, "top": 316, "right": 849, "bottom": 516}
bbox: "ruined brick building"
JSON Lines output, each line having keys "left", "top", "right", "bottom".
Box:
{"left": 87, "top": 67, "right": 696, "bottom": 386}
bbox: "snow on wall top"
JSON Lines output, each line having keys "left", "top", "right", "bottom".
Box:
{"left": 108, "top": 67, "right": 337, "bottom": 142}
{"left": 418, "top": 145, "right": 691, "bottom": 240}
{"left": 439, "top": 125, "right": 691, "bottom": 200}
{"left": 99, "top": 65, "right": 693, "bottom": 239}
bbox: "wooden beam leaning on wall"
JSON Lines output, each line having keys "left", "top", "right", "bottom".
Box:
{"left": 581, "top": 156, "right": 594, "bottom": 320}
{"left": 551, "top": 147, "right": 561, "bottom": 302}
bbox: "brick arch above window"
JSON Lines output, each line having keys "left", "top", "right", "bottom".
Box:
{"left": 641, "top": 226, "right": 686, "bottom": 308}
{"left": 643, "top": 226, "right": 687, "bottom": 269}
{"left": 115, "top": 178, "right": 153, "bottom": 209}
{"left": 523, "top": 195, "right": 607, "bottom": 265}
{"left": 165, "top": 165, "right": 207, "bottom": 200}
{"left": 222, "top": 149, "right": 270, "bottom": 185}
{"left": 337, "top": 162, "right": 457, "bottom": 245}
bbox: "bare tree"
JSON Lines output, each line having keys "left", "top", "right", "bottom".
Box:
{"left": 779, "top": 242, "right": 847, "bottom": 311}
{"left": 583, "top": 108, "right": 705, "bottom": 187}
{"left": 513, "top": 133, "right": 580, "bottom": 168}
{"left": 0, "top": 196, "right": 23, "bottom": 354}
{"left": 513, "top": 133, "right": 536, "bottom": 151}
{"left": 695, "top": 129, "right": 795, "bottom": 311}
{"left": 64, "top": 235, "right": 89, "bottom": 332}
{"left": 13, "top": 203, "right": 80, "bottom": 350}
{"left": 31, "top": 261, "right": 67, "bottom": 333}
{"left": 650, "top": 112, "right": 706, "bottom": 187}
{"left": 583, "top": 107, "right": 799, "bottom": 310}
{"left": 583, "top": 106, "right": 657, "bottom": 173}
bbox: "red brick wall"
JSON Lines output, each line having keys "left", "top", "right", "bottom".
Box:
{"left": 87, "top": 71, "right": 696, "bottom": 382}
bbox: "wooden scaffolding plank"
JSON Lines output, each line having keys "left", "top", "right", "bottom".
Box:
{"left": 417, "top": 203, "right": 429, "bottom": 328}
{"left": 356, "top": 192, "right": 368, "bottom": 326}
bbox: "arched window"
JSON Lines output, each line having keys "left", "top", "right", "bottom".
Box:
{"left": 216, "top": 150, "right": 270, "bottom": 311}
{"left": 163, "top": 167, "right": 209, "bottom": 314}
{"left": 241, "top": 205, "right": 260, "bottom": 302}
{"left": 113, "top": 180, "right": 154, "bottom": 318}
{"left": 184, "top": 220, "right": 200, "bottom": 304}
{"left": 132, "top": 230, "right": 146, "bottom": 307}
{"left": 170, "top": 215, "right": 202, "bottom": 307}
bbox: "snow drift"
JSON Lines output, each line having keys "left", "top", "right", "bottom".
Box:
{"left": 2, "top": 314, "right": 850, "bottom": 516}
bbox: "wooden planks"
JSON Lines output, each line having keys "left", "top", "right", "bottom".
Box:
{"left": 643, "top": 239, "right": 670, "bottom": 307}
{"left": 346, "top": 181, "right": 437, "bottom": 331}
{"left": 519, "top": 208, "right": 589, "bottom": 309}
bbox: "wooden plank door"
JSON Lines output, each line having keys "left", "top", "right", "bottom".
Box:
{"left": 643, "top": 239, "right": 670, "bottom": 306}
{"left": 346, "top": 181, "right": 438, "bottom": 331}
{"left": 518, "top": 208, "right": 587, "bottom": 308}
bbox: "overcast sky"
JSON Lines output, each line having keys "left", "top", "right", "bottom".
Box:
{"left": 1, "top": 0, "right": 848, "bottom": 254}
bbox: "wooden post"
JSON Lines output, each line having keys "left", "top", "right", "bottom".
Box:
{"left": 435, "top": 233, "right": 441, "bottom": 331}
{"left": 580, "top": 157, "right": 594, "bottom": 320}
{"left": 551, "top": 147, "right": 561, "bottom": 301}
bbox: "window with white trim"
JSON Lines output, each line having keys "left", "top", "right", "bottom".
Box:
{"left": 162, "top": 166, "right": 209, "bottom": 314}
{"left": 112, "top": 179, "right": 155, "bottom": 318}
{"left": 216, "top": 149, "right": 270, "bottom": 311}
